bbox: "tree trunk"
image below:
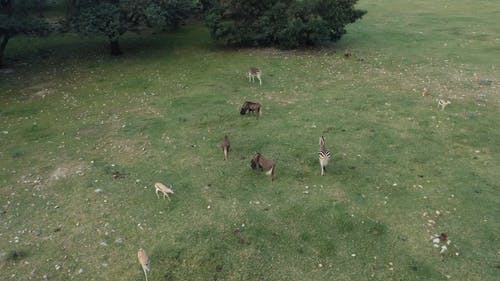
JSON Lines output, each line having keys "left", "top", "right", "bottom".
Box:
{"left": 38, "top": 0, "right": 46, "bottom": 17}
{"left": 0, "top": 35, "right": 10, "bottom": 67}
{"left": 110, "top": 39, "right": 122, "bottom": 56}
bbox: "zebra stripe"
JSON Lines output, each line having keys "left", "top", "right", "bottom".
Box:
{"left": 318, "top": 150, "right": 331, "bottom": 159}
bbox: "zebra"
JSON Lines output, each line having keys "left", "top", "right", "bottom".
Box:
{"left": 319, "top": 136, "right": 332, "bottom": 176}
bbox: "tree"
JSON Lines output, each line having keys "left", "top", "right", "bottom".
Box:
{"left": 0, "top": 0, "right": 50, "bottom": 67}
{"left": 205, "top": 0, "right": 366, "bottom": 48}
{"left": 69, "top": 0, "right": 196, "bottom": 56}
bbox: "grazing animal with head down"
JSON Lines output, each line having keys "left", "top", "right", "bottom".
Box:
{"left": 154, "top": 182, "right": 174, "bottom": 200}
{"left": 240, "top": 101, "right": 262, "bottom": 118}
{"left": 437, "top": 99, "right": 451, "bottom": 110}
{"left": 248, "top": 67, "right": 262, "bottom": 85}
{"left": 221, "top": 135, "right": 230, "bottom": 160}
{"left": 137, "top": 248, "right": 150, "bottom": 281}
{"left": 250, "top": 152, "right": 275, "bottom": 181}
{"left": 318, "top": 136, "right": 332, "bottom": 176}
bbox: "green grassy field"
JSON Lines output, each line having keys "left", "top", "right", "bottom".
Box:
{"left": 1, "top": 1, "right": 499, "bottom": 280}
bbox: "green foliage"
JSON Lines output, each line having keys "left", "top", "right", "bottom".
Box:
{"left": 0, "top": 0, "right": 50, "bottom": 36}
{"left": 205, "top": 0, "right": 366, "bottom": 48}
{"left": 0, "top": 0, "right": 50, "bottom": 65}
{"left": 75, "top": 2, "right": 122, "bottom": 40}
{"left": 72, "top": 0, "right": 196, "bottom": 35}
{"left": 71, "top": 0, "right": 196, "bottom": 54}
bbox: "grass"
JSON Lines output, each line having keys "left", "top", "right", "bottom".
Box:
{"left": 1, "top": 0, "right": 499, "bottom": 280}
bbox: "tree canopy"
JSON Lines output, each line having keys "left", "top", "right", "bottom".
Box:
{"left": 69, "top": 0, "right": 196, "bottom": 55}
{"left": 205, "top": 0, "right": 367, "bottom": 48}
{"left": 0, "top": 0, "right": 50, "bottom": 66}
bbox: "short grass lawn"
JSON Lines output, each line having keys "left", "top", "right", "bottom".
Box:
{"left": 1, "top": 0, "right": 499, "bottom": 280}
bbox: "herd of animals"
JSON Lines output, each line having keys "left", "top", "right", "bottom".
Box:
{"left": 135, "top": 66, "right": 332, "bottom": 281}
{"left": 226, "top": 67, "right": 333, "bottom": 181}
{"left": 136, "top": 65, "right": 457, "bottom": 280}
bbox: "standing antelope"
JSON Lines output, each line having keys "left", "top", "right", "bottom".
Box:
{"left": 154, "top": 182, "right": 174, "bottom": 200}
{"left": 422, "top": 87, "right": 429, "bottom": 96}
{"left": 240, "top": 101, "right": 262, "bottom": 118}
{"left": 221, "top": 135, "right": 230, "bottom": 160}
{"left": 248, "top": 67, "right": 262, "bottom": 85}
{"left": 250, "top": 152, "right": 275, "bottom": 181}
{"left": 319, "top": 136, "right": 332, "bottom": 176}
{"left": 437, "top": 99, "right": 451, "bottom": 110}
{"left": 137, "top": 248, "right": 150, "bottom": 281}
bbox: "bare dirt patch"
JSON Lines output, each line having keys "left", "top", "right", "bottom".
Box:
{"left": 77, "top": 127, "right": 97, "bottom": 136}
{"left": 264, "top": 89, "right": 312, "bottom": 106}
{"left": 94, "top": 136, "right": 151, "bottom": 163}
{"left": 19, "top": 83, "right": 56, "bottom": 100}
{"left": 49, "top": 161, "right": 87, "bottom": 182}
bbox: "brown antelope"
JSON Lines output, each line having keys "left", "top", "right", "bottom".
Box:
{"left": 250, "top": 152, "right": 275, "bottom": 181}
{"left": 248, "top": 67, "right": 262, "bottom": 85}
{"left": 422, "top": 88, "right": 429, "bottom": 96}
{"left": 319, "top": 136, "right": 332, "bottom": 176}
{"left": 240, "top": 101, "right": 262, "bottom": 118}
{"left": 137, "top": 248, "right": 150, "bottom": 281}
{"left": 154, "top": 182, "right": 174, "bottom": 200}
{"left": 437, "top": 99, "right": 451, "bottom": 110}
{"left": 221, "top": 135, "right": 230, "bottom": 160}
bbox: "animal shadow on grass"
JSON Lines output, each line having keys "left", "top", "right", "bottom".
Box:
{"left": 1, "top": 250, "right": 28, "bottom": 262}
